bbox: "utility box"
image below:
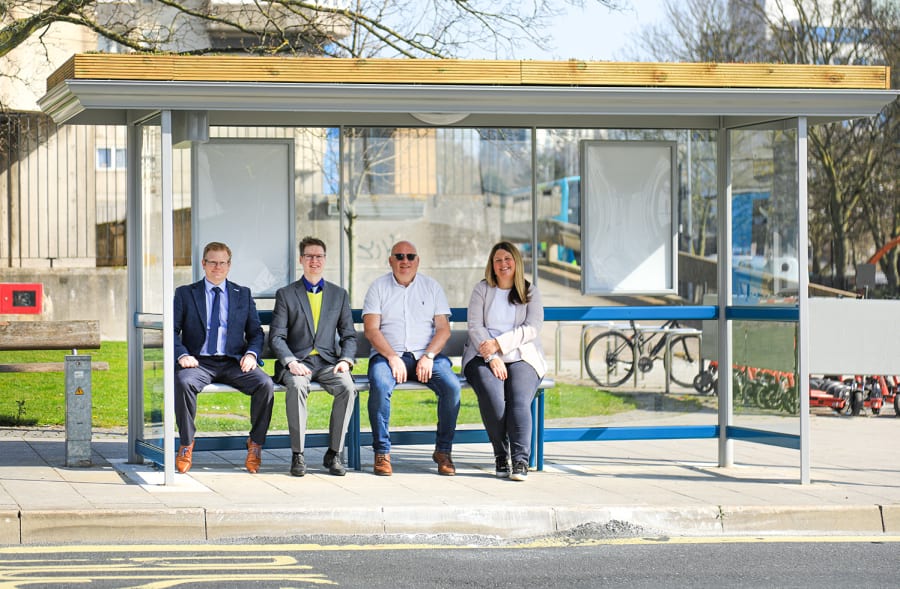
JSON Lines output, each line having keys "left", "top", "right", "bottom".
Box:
{"left": 0, "top": 283, "right": 42, "bottom": 314}
{"left": 65, "top": 355, "right": 92, "bottom": 467}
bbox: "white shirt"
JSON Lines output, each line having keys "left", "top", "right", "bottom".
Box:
{"left": 362, "top": 272, "right": 450, "bottom": 358}
{"left": 486, "top": 287, "right": 522, "bottom": 362}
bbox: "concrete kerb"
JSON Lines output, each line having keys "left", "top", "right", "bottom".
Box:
{"left": 879, "top": 505, "right": 900, "bottom": 534}
{"left": 5, "top": 503, "right": 900, "bottom": 545}
{"left": 719, "top": 505, "right": 887, "bottom": 535}
{"left": 0, "top": 511, "right": 19, "bottom": 545}
{"left": 554, "top": 505, "right": 724, "bottom": 537}
{"left": 206, "top": 507, "right": 387, "bottom": 540}
{"left": 20, "top": 509, "right": 207, "bottom": 545}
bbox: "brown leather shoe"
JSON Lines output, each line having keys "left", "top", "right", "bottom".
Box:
{"left": 175, "top": 441, "right": 194, "bottom": 473}
{"left": 245, "top": 438, "right": 263, "bottom": 473}
{"left": 432, "top": 451, "right": 456, "bottom": 476}
{"left": 373, "top": 453, "right": 392, "bottom": 476}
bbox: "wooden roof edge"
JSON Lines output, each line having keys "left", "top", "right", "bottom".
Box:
{"left": 46, "top": 55, "right": 77, "bottom": 91}
{"left": 46, "top": 53, "right": 892, "bottom": 91}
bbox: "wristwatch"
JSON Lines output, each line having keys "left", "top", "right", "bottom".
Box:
{"left": 425, "top": 352, "right": 436, "bottom": 360}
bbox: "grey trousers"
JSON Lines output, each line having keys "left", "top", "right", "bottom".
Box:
{"left": 282, "top": 354, "right": 356, "bottom": 454}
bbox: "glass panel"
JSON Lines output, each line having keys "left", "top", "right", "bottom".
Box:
{"left": 140, "top": 125, "right": 164, "bottom": 314}
{"left": 294, "top": 127, "right": 344, "bottom": 287}
{"left": 729, "top": 125, "right": 800, "bottom": 439}
{"left": 537, "top": 129, "right": 718, "bottom": 418}
{"left": 343, "top": 127, "right": 531, "bottom": 308}
{"left": 139, "top": 124, "right": 165, "bottom": 451}
{"left": 680, "top": 130, "right": 719, "bottom": 302}
{"left": 142, "top": 327, "right": 165, "bottom": 442}
{"left": 731, "top": 127, "right": 800, "bottom": 305}
{"left": 534, "top": 129, "right": 719, "bottom": 304}
{"left": 732, "top": 320, "right": 800, "bottom": 417}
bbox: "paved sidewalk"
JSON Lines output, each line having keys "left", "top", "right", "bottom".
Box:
{"left": 1, "top": 408, "right": 898, "bottom": 545}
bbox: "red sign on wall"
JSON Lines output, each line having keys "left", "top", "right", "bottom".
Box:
{"left": 0, "top": 283, "right": 43, "bottom": 314}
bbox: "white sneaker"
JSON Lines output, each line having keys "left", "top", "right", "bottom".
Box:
{"left": 510, "top": 461, "right": 528, "bottom": 481}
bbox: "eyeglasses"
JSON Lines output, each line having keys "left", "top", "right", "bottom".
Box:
{"left": 203, "top": 260, "right": 230, "bottom": 268}
{"left": 302, "top": 254, "right": 326, "bottom": 261}
{"left": 392, "top": 253, "right": 417, "bottom": 261}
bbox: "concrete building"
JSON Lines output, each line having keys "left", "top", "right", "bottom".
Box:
{"left": 1, "top": 1, "right": 349, "bottom": 337}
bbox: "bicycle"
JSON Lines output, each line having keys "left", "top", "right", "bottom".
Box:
{"left": 583, "top": 319, "right": 702, "bottom": 388}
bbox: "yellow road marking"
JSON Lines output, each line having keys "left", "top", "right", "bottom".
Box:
{"left": 1, "top": 536, "right": 899, "bottom": 554}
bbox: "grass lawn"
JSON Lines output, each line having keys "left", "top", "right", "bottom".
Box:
{"left": 0, "top": 342, "right": 640, "bottom": 430}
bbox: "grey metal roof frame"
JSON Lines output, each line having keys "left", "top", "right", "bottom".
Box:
{"left": 40, "top": 79, "right": 898, "bottom": 129}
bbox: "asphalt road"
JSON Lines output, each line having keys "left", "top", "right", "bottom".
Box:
{"left": 1, "top": 535, "right": 898, "bottom": 588}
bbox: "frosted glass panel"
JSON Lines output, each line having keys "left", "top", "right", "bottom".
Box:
{"left": 581, "top": 141, "right": 676, "bottom": 294}
{"left": 192, "top": 139, "right": 294, "bottom": 296}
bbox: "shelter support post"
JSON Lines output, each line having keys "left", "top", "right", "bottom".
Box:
{"left": 126, "top": 122, "right": 144, "bottom": 465}
{"left": 716, "top": 121, "right": 734, "bottom": 468}
{"left": 797, "top": 117, "right": 811, "bottom": 485}
{"left": 161, "top": 111, "right": 177, "bottom": 485}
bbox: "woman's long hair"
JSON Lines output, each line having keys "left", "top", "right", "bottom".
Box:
{"left": 484, "top": 241, "right": 531, "bottom": 305}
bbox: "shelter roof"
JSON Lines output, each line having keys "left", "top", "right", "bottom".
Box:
{"left": 39, "top": 55, "right": 897, "bottom": 129}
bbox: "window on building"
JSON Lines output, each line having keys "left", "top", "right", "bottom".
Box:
{"left": 97, "top": 147, "right": 127, "bottom": 170}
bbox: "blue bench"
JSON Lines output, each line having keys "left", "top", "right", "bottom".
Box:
{"left": 195, "top": 310, "right": 555, "bottom": 471}
{"left": 145, "top": 303, "right": 802, "bottom": 472}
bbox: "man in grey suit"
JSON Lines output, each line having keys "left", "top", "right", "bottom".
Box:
{"left": 268, "top": 237, "right": 357, "bottom": 476}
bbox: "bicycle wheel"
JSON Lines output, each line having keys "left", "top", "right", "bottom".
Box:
{"left": 665, "top": 334, "right": 702, "bottom": 389}
{"left": 584, "top": 331, "right": 634, "bottom": 388}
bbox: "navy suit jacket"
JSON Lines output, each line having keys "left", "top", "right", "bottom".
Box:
{"left": 267, "top": 279, "right": 357, "bottom": 384}
{"left": 173, "top": 279, "right": 265, "bottom": 363}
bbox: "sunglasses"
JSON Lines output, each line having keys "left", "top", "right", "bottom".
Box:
{"left": 392, "top": 253, "right": 418, "bottom": 261}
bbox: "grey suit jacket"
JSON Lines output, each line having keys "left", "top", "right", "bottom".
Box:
{"left": 267, "top": 279, "right": 357, "bottom": 384}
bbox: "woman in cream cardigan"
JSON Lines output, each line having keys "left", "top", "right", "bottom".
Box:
{"left": 462, "top": 241, "right": 546, "bottom": 481}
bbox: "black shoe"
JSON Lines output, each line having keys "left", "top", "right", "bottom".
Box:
{"left": 290, "top": 452, "right": 307, "bottom": 477}
{"left": 510, "top": 460, "right": 528, "bottom": 481}
{"left": 495, "top": 456, "right": 510, "bottom": 479}
{"left": 323, "top": 449, "right": 346, "bottom": 476}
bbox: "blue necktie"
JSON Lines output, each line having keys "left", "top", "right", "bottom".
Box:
{"left": 206, "top": 286, "right": 222, "bottom": 355}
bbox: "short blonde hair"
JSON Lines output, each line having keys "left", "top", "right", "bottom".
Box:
{"left": 203, "top": 241, "right": 232, "bottom": 261}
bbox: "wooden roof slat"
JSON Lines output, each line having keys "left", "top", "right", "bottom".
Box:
{"left": 46, "top": 54, "right": 891, "bottom": 92}
{"left": 521, "top": 61, "right": 891, "bottom": 90}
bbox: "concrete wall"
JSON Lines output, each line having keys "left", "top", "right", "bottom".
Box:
{"left": 1, "top": 268, "right": 129, "bottom": 341}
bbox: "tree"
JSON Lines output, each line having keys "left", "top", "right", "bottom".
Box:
{"left": 636, "top": 0, "right": 766, "bottom": 63}
{"left": 1, "top": 0, "right": 625, "bottom": 61}
{"left": 636, "top": 0, "right": 900, "bottom": 293}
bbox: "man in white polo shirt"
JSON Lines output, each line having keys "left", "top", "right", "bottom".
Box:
{"left": 362, "top": 240, "right": 461, "bottom": 476}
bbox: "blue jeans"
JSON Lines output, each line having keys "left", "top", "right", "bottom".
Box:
{"left": 367, "top": 352, "right": 461, "bottom": 454}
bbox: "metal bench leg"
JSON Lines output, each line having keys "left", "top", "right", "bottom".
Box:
{"left": 530, "top": 389, "right": 545, "bottom": 471}
{"left": 538, "top": 390, "right": 545, "bottom": 470}
{"left": 349, "top": 395, "right": 361, "bottom": 471}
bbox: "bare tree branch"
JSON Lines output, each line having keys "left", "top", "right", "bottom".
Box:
{"left": 633, "top": 0, "right": 899, "bottom": 293}
{"left": 1, "top": 0, "right": 625, "bottom": 60}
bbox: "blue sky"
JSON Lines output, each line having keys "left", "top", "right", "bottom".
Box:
{"left": 516, "top": 0, "right": 667, "bottom": 61}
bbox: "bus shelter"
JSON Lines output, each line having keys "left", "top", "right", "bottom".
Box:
{"left": 39, "top": 55, "right": 896, "bottom": 485}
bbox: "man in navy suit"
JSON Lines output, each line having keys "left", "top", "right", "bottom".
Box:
{"left": 173, "top": 241, "right": 274, "bottom": 474}
{"left": 268, "top": 237, "right": 357, "bottom": 477}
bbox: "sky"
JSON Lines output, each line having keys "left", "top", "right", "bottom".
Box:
{"left": 514, "top": 0, "right": 668, "bottom": 61}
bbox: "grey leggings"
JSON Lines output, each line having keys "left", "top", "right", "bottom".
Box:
{"left": 464, "top": 359, "right": 540, "bottom": 464}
